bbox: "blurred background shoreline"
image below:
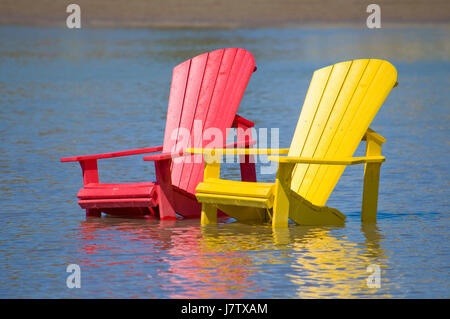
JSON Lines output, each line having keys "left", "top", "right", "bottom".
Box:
{"left": 1, "top": 0, "right": 449, "bottom": 28}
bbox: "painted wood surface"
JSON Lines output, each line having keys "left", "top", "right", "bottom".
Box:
{"left": 288, "top": 59, "right": 397, "bottom": 206}
{"left": 194, "top": 59, "right": 397, "bottom": 226}
{"left": 60, "top": 48, "right": 256, "bottom": 218}
{"left": 163, "top": 48, "right": 256, "bottom": 195}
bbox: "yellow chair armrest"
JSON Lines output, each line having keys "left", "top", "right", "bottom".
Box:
{"left": 268, "top": 155, "right": 385, "bottom": 165}
{"left": 363, "top": 128, "right": 386, "bottom": 144}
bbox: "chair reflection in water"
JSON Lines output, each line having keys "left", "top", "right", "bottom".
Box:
{"left": 77, "top": 215, "right": 388, "bottom": 297}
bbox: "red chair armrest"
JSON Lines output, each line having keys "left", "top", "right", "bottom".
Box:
{"left": 232, "top": 114, "right": 254, "bottom": 128}
{"left": 143, "top": 150, "right": 185, "bottom": 162}
{"left": 60, "top": 146, "right": 163, "bottom": 162}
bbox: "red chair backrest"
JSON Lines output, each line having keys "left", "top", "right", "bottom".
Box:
{"left": 162, "top": 48, "right": 255, "bottom": 194}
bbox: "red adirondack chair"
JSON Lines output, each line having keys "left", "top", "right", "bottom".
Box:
{"left": 61, "top": 48, "right": 257, "bottom": 220}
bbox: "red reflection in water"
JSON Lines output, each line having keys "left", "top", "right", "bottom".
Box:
{"left": 77, "top": 217, "right": 257, "bottom": 298}
{"left": 161, "top": 226, "right": 258, "bottom": 298}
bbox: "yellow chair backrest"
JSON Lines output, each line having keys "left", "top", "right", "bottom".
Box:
{"left": 288, "top": 59, "right": 397, "bottom": 205}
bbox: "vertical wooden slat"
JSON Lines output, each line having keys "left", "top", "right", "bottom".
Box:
{"left": 184, "top": 49, "right": 226, "bottom": 192}
{"left": 294, "top": 61, "right": 352, "bottom": 195}
{"left": 186, "top": 48, "right": 238, "bottom": 190}
{"left": 218, "top": 49, "right": 248, "bottom": 127}
{"left": 163, "top": 60, "right": 191, "bottom": 152}
{"left": 171, "top": 52, "right": 209, "bottom": 188}
{"left": 302, "top": 60, "right": 369, "bottom": 200}
{"left": 289, "top": 65, "right": 333, "bottom": 191}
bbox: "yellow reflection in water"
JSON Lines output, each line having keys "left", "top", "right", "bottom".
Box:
{"left": 197, "top": 223, "right": 390, "bottom": 298}
{"left": 288, "top": 224, "right": 390, "bottom": 298}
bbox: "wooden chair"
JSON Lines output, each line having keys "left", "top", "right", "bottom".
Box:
{"left": 61, "top": 48, "right": 257, "bottom": 219}
{"left": 190, "top": 59, "right": 398, "bottom": 226}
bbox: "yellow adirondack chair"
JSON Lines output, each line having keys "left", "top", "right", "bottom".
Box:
{"left": 188, "top": 59, "right": 398, "bottom": 227}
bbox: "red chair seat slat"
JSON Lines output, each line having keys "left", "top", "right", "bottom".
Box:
{"left": 77, "top": 182, "right": 156, "bottom": 199}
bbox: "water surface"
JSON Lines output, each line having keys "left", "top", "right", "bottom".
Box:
{"left": 0, "top": 25, "right": 449, "bottom": 298}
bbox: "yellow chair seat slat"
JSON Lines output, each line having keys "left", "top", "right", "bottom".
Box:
{"left": 195, "top": 193, "right": 272, "bottom": 209}
{"left": 197, "top": 178, "right": 274, "bottom": 199}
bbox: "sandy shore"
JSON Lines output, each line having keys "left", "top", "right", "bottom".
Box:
{"left": 0, "top": 0, "right": 449, "bottom": 28}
